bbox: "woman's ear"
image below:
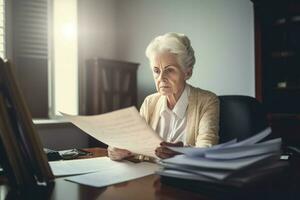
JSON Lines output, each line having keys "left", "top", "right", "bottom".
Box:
{"left": 184, "top": 68, "right": 193, "bottom": 80}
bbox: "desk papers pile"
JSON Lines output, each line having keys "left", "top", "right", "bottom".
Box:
{"left": 157, "top": 127, "right": 287, "bottom": 186}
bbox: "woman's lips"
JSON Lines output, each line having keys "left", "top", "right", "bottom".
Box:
{"left": 160, "top": 86, "right": 170, "bottom": 89}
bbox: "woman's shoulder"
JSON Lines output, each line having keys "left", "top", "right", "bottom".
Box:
{"left": 143, "top": 92, "right": 162, "bottom": 104}
{"left": 188, "top": 85, "right": 219, "bottom": 109}
{"left": 140, "top": 92, "right": 163, "bottom": 116}
{"left": 189, "top": 85, "right": 218, "bottom": 99}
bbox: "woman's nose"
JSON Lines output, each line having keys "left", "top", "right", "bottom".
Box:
{"left": 158, "top": 71, "right": 167, "bottom": 81}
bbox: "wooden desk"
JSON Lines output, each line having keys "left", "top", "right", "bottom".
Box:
{"left": 1, "top": 148, "right": 300, "bottom": 200}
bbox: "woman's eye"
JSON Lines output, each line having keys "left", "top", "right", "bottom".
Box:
{"left": 165, "top": 68, "right": 173, "bottom": 73}
{"left": 153, "top": 68, "right": 160, "bottom": 74}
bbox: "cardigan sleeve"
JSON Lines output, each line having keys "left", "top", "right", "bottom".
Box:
{"left": 195, "top": 94, "right": 220, "bottom": 147}
{"left": 139, "top": 93, "right": 163, "bottom": 132}
{"left": 139, "top": 98, "right": 147, "bottom": 120}
{"left": 139, "top": 94, "right": 158, "bottom": 123}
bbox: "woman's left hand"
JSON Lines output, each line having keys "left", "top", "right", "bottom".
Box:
{"left": 155, "top": 141, "right": 183, "bottom": 159}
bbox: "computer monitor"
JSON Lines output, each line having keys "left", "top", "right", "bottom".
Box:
{"left": 0, "top": 58, "right": 54, "bottom": 188}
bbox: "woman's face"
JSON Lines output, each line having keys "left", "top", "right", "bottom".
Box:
{"left": 151, "top": 52, "right": 187, "bottom": 98}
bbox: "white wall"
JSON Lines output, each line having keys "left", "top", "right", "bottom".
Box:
{"left": 79, "top": 0, "right": 255, "bottom": 107}
{"left": 78, "top": 0, "right": 118, "bottom": 64}
{"left": 113, "top": 0, "right": 255, "bottom": 106}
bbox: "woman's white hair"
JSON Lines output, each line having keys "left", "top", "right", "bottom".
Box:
{"left": 145, "top": 32, "right": 196, "bottom": 70}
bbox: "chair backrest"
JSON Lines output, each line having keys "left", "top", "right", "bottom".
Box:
{"left": 218, "top": 95, "right": 269, "bottom": 143}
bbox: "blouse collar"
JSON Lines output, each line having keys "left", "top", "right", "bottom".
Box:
{"left": 160, "top": 84, "right": 190, "bottom": 119}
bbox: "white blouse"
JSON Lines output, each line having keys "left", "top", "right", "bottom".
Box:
{"left": 155, "top": 85, "right": 190, "bottom": 145}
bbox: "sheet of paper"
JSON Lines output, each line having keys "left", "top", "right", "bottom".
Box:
{"left": 226, "top": 127, "right": 272, "bottom": 148}
{"left": 49, "top": 157, "right": 118, "bottom": 176}
{"left": 65, "top": 160, "right": 158, "bottom": 188}
{"left": 204, "top": 138, "right": 282, "bottom": 160}
{"left": 160, "top": 162, "right": 232, "bottom": 180}
{"left": 168, "top": 139, "right": 237, "bottom": 157}
{"left": 157, "top": 169, "right": 217, "bottom": 183}
{"left": 162, "top": 153, "right": 278, "bottom": 170}
{"left": 62, "top": 107, "right": 163, "bottom": 158}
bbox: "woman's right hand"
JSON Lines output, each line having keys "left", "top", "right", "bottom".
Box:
{"left": 107, "top": 146, "right": 133, "bottom": 161}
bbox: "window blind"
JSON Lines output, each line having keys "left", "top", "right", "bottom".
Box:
{"left": 11, "top": 0, "right": 50, "bottom": 118}
{"left": 13, "top": 0, "right": 48, "bottom": 59}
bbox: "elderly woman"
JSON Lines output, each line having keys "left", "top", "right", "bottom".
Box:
{"left": 108, "top": 32, "right": 219, "bottom": 160}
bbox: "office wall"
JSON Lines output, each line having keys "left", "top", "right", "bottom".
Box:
{"left": 113, "top": 0, "right": 255, "bottom": 106}
{"left": 78, "top": 0, "right": 254, "bottom": 107}
{"left": 77, "top": 0, "right": 118, "bottom": 66}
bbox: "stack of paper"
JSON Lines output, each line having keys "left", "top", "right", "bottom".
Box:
{"left": 157, "top": 127, "right": 287, "bottom": 186}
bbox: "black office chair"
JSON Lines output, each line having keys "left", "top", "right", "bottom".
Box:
{"left": 218, "top": 95, "right": 269, "bottom": 143}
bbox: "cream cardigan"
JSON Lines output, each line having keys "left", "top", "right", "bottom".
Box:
{"left": 140, "top": 85, "right": 219, "bottom": 147}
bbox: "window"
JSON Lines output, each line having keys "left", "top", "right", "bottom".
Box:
{"left": 10, "top": 0, "right": 49, "bottom": 118}
{"left": 52, "top": 0, "right": 78, "bottom": 117}
{"left": 7, "top": 0, "right": 78, "bottom": 118}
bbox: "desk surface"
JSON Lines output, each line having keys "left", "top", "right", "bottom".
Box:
{"left": 1, "top": 148, "right": 300, "bottom": 200}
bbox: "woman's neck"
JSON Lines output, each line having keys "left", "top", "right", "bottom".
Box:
{"left": 166, "top": 84, "right": 186, "bottom": 110}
